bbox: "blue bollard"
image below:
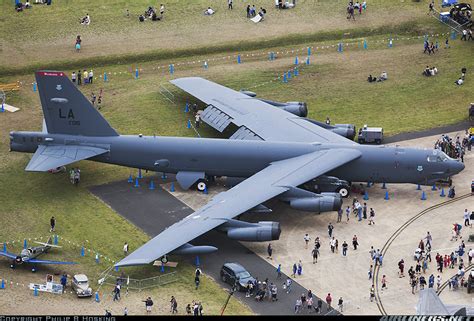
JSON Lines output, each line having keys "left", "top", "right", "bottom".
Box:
{"left": 149, "top": 180, "right": 155, "bottom": 190}
{"left": 338, "top": 43, "right": 343, "bottom": 52}
{"left": 187, "top": 119, "right": 191, "bottom": 129}
{"left": 81, "top": 246, "right": 85, "bottom": 257}
{"left": 135, "top": 68, "right": 139, "bottom": 79}
{"left": 134, "top": 177, "right": 140, "bottom": 188}
{"left": 268, "top": 52, "right": 273, "bottom": 61}
{"left": 95, "top": 291, "right": 100, "bottom": 302}
{"left": 431, "top": 184, "right": 437, "bottom": 191}
{"left": 294, "top": 56, "right": 299, "bottom": 65}
{"left": 421, "top": 191, "right": 427, "bottom": 200}
{"left": 237, "top": 55, "right": 241, "bottom": 64}
{"left": 138, "top": 168, "right": 143, "bottom": 179}
{"left": 103, "top": 72, "right": 108, "bottom": 82}
{"left": 381, "top": 182, "right": 386, "bottom": 189}
{"left": 54, "top": 235, "right": 58, "bottom": 245}
{"left": 1, "top": 279, "right": 4, "bottom": 289}
{"left": 185, "top": 102, "right": 189, "bottom": 113}
{"left": 440, "top": 188, "right": 445, "bottom": 197}
{"left": 115, "top": 265, "right": 119, "bottom": 272}
{"left": 384, "top": 191, "right": 389, "bottom": 200}
{"left": 162, "top": 172, "right": 167, "bottom": 180}
{"left": 416, "top": 184, "right": 421, "bottom": 190}
{"left": 306, "top": 56, "right": 310, "bottom": 65}
{"left": 287, "top": 71, "right": 292, "bottom": 80}
{"left": 170, "top": 182, "right": 175, "bottom": 192}
{"left": 195, "top": 256, "right": 200, "bottom": 266}
{"left": 34, "top": 287, "right": 38, "bottom": 297}
{"left": 23, "top": 239, "right": 27, "bottom": 249}
{"left": 294, "top": 67, "right": 299, "bottom": 76}
{"left": 283, "top": 73, "right": 287, "bottom": 83}
{"left": 307, "top": 47, "right": 311, "bottom": 56}
{"left": 203, "top": 61, "right": 208, "bottom": 69}
{"left": 169, "top": 64, "right": 174, "bottom": 75}
{"left": 1, "top": 103, "right": 4, "bottom": 113}
{"left": 95, "top": 253, "right": 99, "bottom": 264}
{"left": 363, "top": 39, "right": 368, "bottom": 49}
{"left": 33, "top": 82, "right": 37, "bottom": 92}
{"left": 128, "top": 174, "right": 133, "bottom": 183}
{"left": 3, "top": 243, "right": 6, "bottom": 252}
{"left": 363, "top": 191, "right": 369, "bottom": 200}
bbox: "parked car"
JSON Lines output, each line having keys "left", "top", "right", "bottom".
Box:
{"left": 220, "top": 263, "right": 255, "bottom": 292}
{"left": 302, "top": 175, "right": 350, "bottom": 198}
{"left": 357, "top": 125, "right": 383, "bottom": 144}
{"left": 71, "top": 274, "right": 92, "bottom": 297}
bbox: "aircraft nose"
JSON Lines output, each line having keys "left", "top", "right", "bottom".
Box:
{"left": 450, "top": 160, "right": 465, "bottom": 174}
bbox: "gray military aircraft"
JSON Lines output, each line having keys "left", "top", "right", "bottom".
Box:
{"left": 9, "top": 71, "right": 464, "bottom": 267}
{"left": 0, "top": 237, "right": 76, "bottom": 271}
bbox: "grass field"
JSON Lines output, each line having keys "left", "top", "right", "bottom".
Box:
{"left": 0, "top": 0, "right": 473, "bottom": 315}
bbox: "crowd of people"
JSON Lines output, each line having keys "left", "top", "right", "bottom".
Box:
{"left": 138, "top": 4, "right": 165, "bottom": 22}
{"left": 347, "top": 1, "right": 367, "bottom": 20}
{"left": 245, "top": 5, "right": 266, "bottom": 20}
{"left": 423, "top": 65, "right": 438, "bottom": 77}
{"left": 434, "top": 132, "right": 469, "bottom": 162}
{"left": 423, "top": 40, "right": 439, "bottom": 55}
{"left": 367, "top": 71, "right": 388, "bottom": 83}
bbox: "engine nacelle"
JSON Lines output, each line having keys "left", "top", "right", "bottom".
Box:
{"left": 227, "top": 221, "right": 281, "bottom": 242}
{"left": 289, "top": 195, "right": 342, "bottom": 213}
{"left": 303, "top": 119, "right": 356, "bottom": 140}
{"left": 258, "top": 99, "right": 308, "bottom": 117}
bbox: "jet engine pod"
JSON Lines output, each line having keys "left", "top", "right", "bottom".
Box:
{"left": 289, "top": 195, "right": 342, "bottom": 213}
{"left": 227, "top": 221, "right": 281, "bottom": 242}
{"left": 258, "top": 98, "right": 308, "bottom": 117}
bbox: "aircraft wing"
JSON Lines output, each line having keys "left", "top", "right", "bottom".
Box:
{"left": 116, "top": 148, "right": 361, "bottom": 267}
{"left": 170, "top": 77, "right": 355, "bottom": 144}
{"left": 25, "top": 144, "right": 108, "bottom": 172}
{"left": 0, "top": 251, "right": 19, "bottom": 260}
{"left": 25, "top": 258, "right": 77, "bottom": 265}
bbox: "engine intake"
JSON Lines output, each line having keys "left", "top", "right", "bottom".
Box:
{"left": 258, "top": 99, "right": 308, "bottom": 117}
{"left": 227, "top": 221, "right": 281, "bottom": 242}
{"left": 289, "top": 194, "right": 342, "bottom": 213}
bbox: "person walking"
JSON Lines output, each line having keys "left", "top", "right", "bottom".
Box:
{"left": 294, "top": 297, "right": 302, "bottom": 314}
{"left": 267, "top": 243, "right": 273, "bottom": 259}
{"left": 464, "top": 209, "right": 470, "bottom": 227}
{"left": 363, "top": 202, "right": 367, "bottom": 219}
{"left": 398, "top": 259, "right": 405, "bottom": 277}
{"left": 170, "top": 296, "right": 178, "bottom": 314}
{"left": 143, "top": 297, "right": 153, "bottom": 313}
{"left": 297, "top": 260, "right": 303, "bottom": 276}
{"left": 228, "top": 0, "right": 233, "bottom": 10}
{"left": 123, "top": 242, "right": 129, "bottom": 256}
{"left": 325, "top": 293, "right": 332, "bottom": 308}
{"left": 292, "top": 263, "right": 297, "bottom": 277}
{"left": 342, "top": 241, "right": 348, "bottom": 257}
{"left": 304, "top": 233, "right": 311, "bottom": 249}
{"left": 328, "top": 223, "right": 334, "bottom": 238}
{"left": 285, "top": 277, "right": 292, "bottom": 293}
{"left": 381, "top": 275, "right": 388, "bottom": 291}
{"left": 369, "top": 208, "right": 375, "bottom": 225}
{"left": 368, "top": 264, "right": 373, "bottom": 280}
{"left": 123, "top": 307, "right": 128, "bottom": 316}
{"left": 337, "top": 208, "right": 342, "bottom": 223}
{"left": 276, "top": 264, "right": 282, "bottom": 279}
{"left": 352, "top": 235, "right": 359, "bottom": 250}
{"left": 338, "top": 297, "right": 344, "bottom": 312}
{"left": 316, "top": 298, "right": 323, "bottom": 313}
{"left": 195, "top": 274, "right": 200, "bottom": 290}
{"left": 330, "top": 237, "right": 336, "bottom": 253}
{"left": 311, "top": 246, "right": 319, "bottom": 264}
{"left": 77, "top": 70, "right": 82, "bottom": 85}
{"left": 307, "top": 296, "right": 313, "bottom": 313}
{"left": 345, "top": 206, "right": 350, "bottom": 223}
{"left": 50, "top": 216, "right": 56, "bottom": 232}
{"left": 370, "top": 285, "right": 375, "bottom": 302}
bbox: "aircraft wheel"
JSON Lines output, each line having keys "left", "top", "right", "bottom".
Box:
{"left": 337, "top": 186, "right": 350, "bottom": 198}
{"left": 196, "top": 180, "right": 207, "bottom": 192}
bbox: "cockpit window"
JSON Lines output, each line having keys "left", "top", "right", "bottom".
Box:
{"left": 427, "top": 151, "right": 449, "bottom": 162}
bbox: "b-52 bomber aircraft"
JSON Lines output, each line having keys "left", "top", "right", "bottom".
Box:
{"left": 0, "top": 237, "right": 76, "bottom": 271}
{"left": 9, "top": 71, "right": 464, "bottom": 267}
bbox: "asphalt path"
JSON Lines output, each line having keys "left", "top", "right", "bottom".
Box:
{"left": 89, "top": 175, "right": 336, "bottom": 315}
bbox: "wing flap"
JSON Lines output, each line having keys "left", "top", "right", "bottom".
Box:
{"left": 25, "top": 145, "right": 108, "bottom": 172}
{"left": 115, "top": 148, "right": 361, "bottom": 267}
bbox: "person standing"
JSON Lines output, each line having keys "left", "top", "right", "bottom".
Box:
{"left": 83, "top": 70, "right": 88, "bottom": 84}
{"left": 294, "top": 297, "right": 302, "bottom": 313}
{"left": 194, "top": 274, "right": 200, "bottom": 290}
{"left": 123, "top": 307, "right": 128, "bottom": 316}
{"left": 297, "top": 260, "right": 303, "bottom": 276}
{"left": 311, "top": 246, "right": 319, "bottom": 264}
{"left": 436, "top": 275, "right": 442, "bottom": 291}
{"left": 88, "top": 70, "right": 94, "bottom": 84}
{"left": 304, "top": 233, "right": 311, "bottom": 249}
{"left": 307, "top": 296, "right": 313, "bottom": 313}
{"left": 50, "top": 216, "right": 56, "bottom": 232}
{"left": 71, "top": 71, "right": 77, "bottom": 85}
{"left": 144, "top": 297, "right": 153, "bottom": 313}
{"left": 267, "top": 243, "right": 273, "bottom": 259}
{"left": 292, "top": 263, "right": 297, "bottom": 277}
{"left": 363, "top": 202, "right": 367, "bottom": 219}
{"left": 338, "top": 297, "right": 344, "bottom": 312}
{"left": 369, "top": 208, "right": 375, "bottom": 225}
{"left": 398, "top": 259, "right": 405, "bottom": 277}
{"left": 370, "top": 285, "right": 375, "bottom": 302}
{"left": 328, "top": 223, "right": 334, "bottom": 238}
{"left": 276, "top": 264, "right": 282, "bottom": 279}
{"left": 337, "top": 208, "right": 342, "bottom": 223}
{"left": 123, "top": 242, "right": 129, "bottom": 256}
{"left": 342, "top": 241, "right": 348, "bottom": 256}
{"left": 285, "top": 277, "right": 292, "bottom": 293}
{"left": 325, "top": 293, "right": 332, "bottom": 308}
{"left": 345, "top": 206, "right": 350, "bottom": 223}
{"left": 77, "top": 70, "right": 82, "bottom": 85}
{"left": 464, "top": 209, "right": 470, "bottom": 227}
{"left": 381, "top": 275, "right": 388, "bottom": 291}
{"left": 160, "top": 4, "right": 165, "bottom": 18}
{"left": 228, "top": 0, "right": 233, "bottom": 9}
{"left": 352, "top": 235, "right": 359, "bottom": 250}
{"left": 330, "top": 237, "right": 336, "bottom": 253}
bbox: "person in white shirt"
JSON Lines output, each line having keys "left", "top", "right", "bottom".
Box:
{"left": 204, "top": 7, "right": 215, "bottom": 15}
{"left": 455, "top": 78, "right": 464, "bottom": 85}
{"left": 464, "top": 209, "right": 470, "bottom": 226}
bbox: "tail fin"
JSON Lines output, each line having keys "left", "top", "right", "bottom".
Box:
{"left": 35, "top": 71, "right": 118, "bottom": 137}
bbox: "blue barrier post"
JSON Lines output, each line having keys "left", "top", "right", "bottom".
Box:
{"left": 388, "top": 38, "right": 393, "bottom": 48}
{"left": 294, "top": 67, "right": 298, "bottom": 76}
{"left": 95, "top": 253, "right": 99, "bottom": 264}
{"left": 187, "top": 119, "right": 191, "bottom": 129}
{"left": 1, "top": 279, "right": 4, "bottom": 289}
{"left": 23, "top": 239, "right": 27, "bottom": 249}
{"left": 363, "top": 191, "right": 369, "bottom": 200}
{"left": 450, "top": 30, "right": 456, "bottom": 40}
{"left": 103, "top": 72, "right": 108, "bottom": 82}
{"left": 431, "top": 184, "right": 437, "bottom": 191}
{"left": 135, "top": 68, "right": 139, "bottom": 79}
{"left": 307, "top": 47, "right": 311, "bottom": 56}
{"left": 203, "top": 61, "right": 208, "bottom": 69}
{"left": 34, "top": 287, "right": 38, "bottom": 297}
{"left": 95, "top": 291, "right": 100, "bottom": 302}
{"left": 195, "top": 256, "right": 200, "bottom": 266}
{"left": 149, "top": 180, "right": 155, "bottom": 190}
{"left": 3, "top": 243, "right": 6, "bottom": 252}
{"left": 440, "top": 188, "right": 445, "bottom": 197}
{"left": 421, "top": 191, "right": 427, "bottom": 200}
{"left": 1, "top": 103, "right": 4, "bottom": 113}
{"left": 363, "top": 39, "right": 368, "bottom": 49}
{"left": 115, "top": 265, "right": 119, "bottom": 272}
{"left": 33, "top": 82, "right": 37, "bottom": 92}
{"left": 81, "top": 246, "right": 85, "bottom": 257}
{"left": 138, "top": 168, "right": 143, "bottom": 179}
{"left": 54, "top": 235, "right": 58, "bottom": 245}
{"left": 134, "top": 177, "right": 140, "bottom": 188}
{"left": 269, "top": 52, "right": 273, "bottom": 61}
{"left": 185, "top": 102, "right": 189, "bottom": 113}
{"left": 170, "top": 182, "right": 175, "bottom": 192}
{"left": 306, "top": 56, "right": 310, "bottom": 65}
{"left": 294, "top": 56, "right": 299, "bottom": 65}
{"left": 381, "top": 182, "right": 386, "bottom": 189}
{"left": 283, "top": 73, "right": 287, "bottom": 83}
{"left": 169, "top": 64, "right": 174, "bottom": 75}
{"left": 416, "top": 184, "right": 421, "bottom": 190}
{"left": 162, "top": 172, "right": 167, "bottom": 180}
{"left": 287, "top": 71, "right": 292, "bottom": 80}
{"left": 384, "top": 191, "right": 389, "bottom": 200}
{"left": 338, "top": 43, "right": 343, "bottom": 52}
{"left": 237, "top": 55, "right": 241, "bottom": 64}
{"left": 128, "top": 174, "right": 133, "bottom": 183}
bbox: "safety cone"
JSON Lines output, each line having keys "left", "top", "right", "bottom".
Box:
{"left": 187, "top": 120, "right": 191, "bottom": 129}
{"left": 34, "top": 287, "right": 38, "bottom": 296}
{"left": 54, "top": 235, "right": 58, "bottom": 245}
{"left": 431, "top": 184, "right": 437, "bottom": 191}
{"left": 1, "top": 279, "right": 4, "bottom": 289}
{"left": 363, "top": 191, "right": 369, "bottom": 200}
{"left": 170, "top": 182, "right": 175, "bottom": 192}
{"left": 381, "top": 182, "right": 386, "bottom": 189}
{"left": 421, "top": 191, "right": 427, "bottom": 200}
{"left": 440, "top": 188, "right": 445, "bottom": 197}
{"left": 115, "top": 266, "right": 119, "bottom": 272}
{"left": 3, "top": 243, "right": 6, "bottom": 252}
{"left": 134, "top": 178, "right": 140, "bottom": 188}
{"left": 384, "top": 191, "right": 389, "bottom": 200}
{"left": 185, "top": 103, "right": 189, "bottom": 113}
{"left": 95, "top": 291, "right": 100, "bottom": 302}
{"left": 149, "top": 180, "right": 155, "bottom": 190}
{"left": 81, "top": 246, "right": 85, "bottom": 257}
{"left": 23, "top": 239, "right": 27, "bottom": 249}
{"left": 127, "top": 174, "right": 133, "bottom": 183}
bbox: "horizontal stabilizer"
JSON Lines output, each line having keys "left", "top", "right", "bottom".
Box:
{"left": 26, "top": 145, "right": 108, "bottom": 172}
